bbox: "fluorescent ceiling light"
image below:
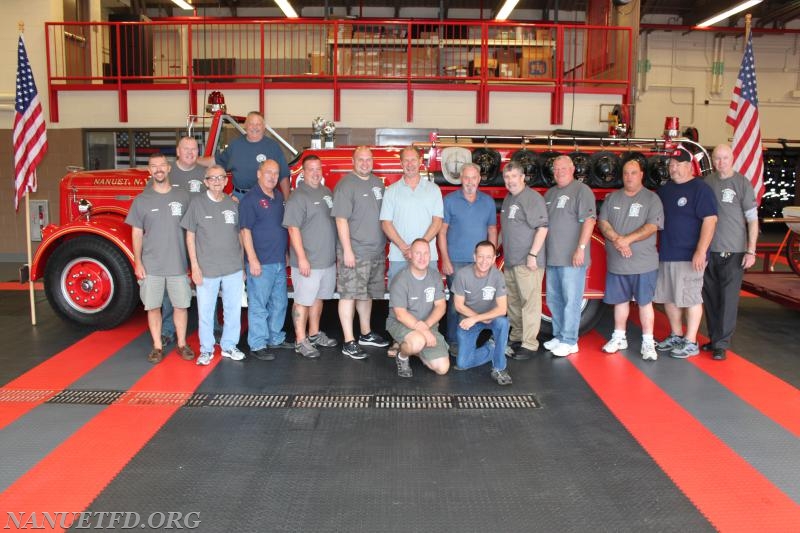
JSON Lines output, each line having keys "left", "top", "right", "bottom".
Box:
{"left": 275, "top": 0, "right": 299, "bottom": 18}
{"left": 696, "top": 0, "right": 763, "bottom": 27}
{"left": 495, "top": 0, "right": 520, "bottom": 21}
{"left": 171, "top": 0, "right": 194, "bottom": 10}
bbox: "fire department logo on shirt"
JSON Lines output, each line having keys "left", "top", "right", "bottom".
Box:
{"left": 424, "top": 287, "right": 436, "bottom": 303}
{"left": 259, "top": 198, "right": 270, "bottom": 209}
{"left": 256, "top": 154, "right": 267, "bottom": 163}
{"left": 628, "top": 203, "right": 642, "bottom": 217}
{"left": 168, "top": 202, "right": 183, "bottom": 217}
{"left": 556, "top": 195, "right": 569, "bottom": 209}
{"left": 677, "top": 197, "right": 688, "bottom": 207}
{"left": 323, "top": 195, "right": 334, "bottom": 209}
{"left": 481, "top": 286, "right": 496, "bottom": 300}
{"left": 222, "top": 210, "right": 236, "bottom": 224}
{"left": 508, "top": 204, "right": 520, "bottom": 219}
{"left": 721, "top": 188, "right": 736, "bottom": 203}
{"left": 188, "top": 179, "right": 204, "bottom": 193}
{"left": 372, "top": 187, "right": 383, "bottom": 200}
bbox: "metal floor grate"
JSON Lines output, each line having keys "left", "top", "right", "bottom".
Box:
{"left": 14, "top": 390, "right": 540, "bottom": 409}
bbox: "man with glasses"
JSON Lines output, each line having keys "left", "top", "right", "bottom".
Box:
{"left": 181, "top": 165, "right": 246, "bottom": 365}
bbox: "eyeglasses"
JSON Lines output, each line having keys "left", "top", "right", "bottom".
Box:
{"left": 205, "top": 175, "right": 227, "bottom": 181}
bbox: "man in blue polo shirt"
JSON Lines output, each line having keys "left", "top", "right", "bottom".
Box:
{"left": 239, "top": 159, "right": 290, "bottom": 361}
{"left": 438, "top": 162, "right": 497, "bottom": 354}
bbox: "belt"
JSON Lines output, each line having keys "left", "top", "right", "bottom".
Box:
{"left": 234, "top": 187, "right": 250, "bottom": 194}
{"left": 717, "top": 252, "right": 742, "bottom": 258}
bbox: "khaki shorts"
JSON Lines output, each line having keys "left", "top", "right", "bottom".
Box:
{"left": 291, "top": 265, "right": 336, "bottom": 306}
{"left": 386, "top": 316, "right": 448, "bottom": 362}
{"left": 653, "top": 261, "right": 704, "bottom": 307}
{"left": 140, "top": 274, "right": 191, "bottom": 311}
{"left": 336, "top": 254, "right": 385, "bottom": 300}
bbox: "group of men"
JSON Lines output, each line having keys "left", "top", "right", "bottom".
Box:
{"left": 125, "top": 113, "right": 758, "bottom": 385}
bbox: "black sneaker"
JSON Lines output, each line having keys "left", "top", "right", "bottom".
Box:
{"left": 358, "top": 332, "right": 390, "bottom": 347}
{"left": 396, "top": 356, "right": 413, "bottom": 378}
{"left": 251, "top": 348, "right": 275, "bottom": 361}
{"left": 268, "top": 341, "right": 294, "bottom": 350}
{"left": 712, "top": 348, "right": 727, "bottom": 360}
{"left": 509, "top": 346, "right": 536, "bottom": 360}
{"left": 342, "top": 340, "right": 368, "bottom": 360}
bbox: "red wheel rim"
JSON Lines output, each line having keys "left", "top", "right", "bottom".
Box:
{"left": 59, "top": 257, "right": 115, "bottom": 314}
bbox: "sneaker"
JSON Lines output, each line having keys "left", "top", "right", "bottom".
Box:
{"left": 358, "top": 332, "right": 390, "bottom": 347}
{"left": 602, "top": 336, "right": 628, "bottom": 354}
{"left": 396, "top": 356, "right": 413, "bottom": 378}
{"left": 448, "top": 343, "right": 459, "bottom": 357}
{"left": 656, "top": 334, "right": 684, "bottom": 352}
{"left": 160, "top": 334, "right": 176, "bottom": 348}
{"left": 551, "top": 343, "right": 579, "bottom": 357}
{"left": 491, "top": 368, "right": 513, "bottom": 386}
{"left": 510, "top": 346, "right": 536, "bottom": 360}
{"left": 196, "top": 351, "right": 214, "bottom": 366}
{"left": 670, "top": 340, "right": 699, "bottom": 359}
{"left": 309, "top": 331, "right": 337, "bottom": 348}
{"left": 341, "top": 340, "right": 368, "bottom": 360}
{"left": 251, "top": 348, "right": 275, "bottom": 361}
{"left": 176, "top": 344, "right": 195, "bottom": 361}
{"left": 147, "top": 347, "right": 164, "bottom": 364}
{"left": 221, "top": 346, "right": 246, "bottom": 361}
{"left": 268, "top": 341, "right": 294, "bottom": 350}
{"left": 641, "top": 340, "right": 658, "bottom": 361}
{"left": 712, "top": 348, "right": 727, "bottom": 361}
{"left": 295, "top": 338, "right": 321, "bottom": 359}
{"left": 543, "top": 338, "right": 561, "bottom": 351}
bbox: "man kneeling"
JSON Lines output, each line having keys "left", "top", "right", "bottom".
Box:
{"left": 386, "top": 239, "right": 450, "bottom": 378}
{"left": 451, "top": 241, "right": 512, "bottom": 385}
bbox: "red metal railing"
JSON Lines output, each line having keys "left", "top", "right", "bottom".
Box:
{"left": 45, "top": 19, "right": 632, "bottom": 124}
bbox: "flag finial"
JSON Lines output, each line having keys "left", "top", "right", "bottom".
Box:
{"left": 18, "top": 20, "right": 24, "bottom": 33}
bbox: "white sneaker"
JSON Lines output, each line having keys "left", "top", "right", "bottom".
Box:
{"left": 551, "top": 343, "right": 578, "bottom": 357}
{"left": 641, "top": 340, "right": 658, "bottom": 361}
{"left": 543, "top": 338, "right": 561, "bottom": 351}
{"left": 196, "top": 352, "right": 213, "bottom": 366}
{"left": 602, "top": 336, "right": 628, "bottom": 353}
{"left": 221, "top": 346, "right": 246, "bottom": 361}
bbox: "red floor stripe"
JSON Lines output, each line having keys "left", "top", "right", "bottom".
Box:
{"left": 646, "top": 310, "right": 800, "bottom": 439}
{"left": 0, "top": 333, "right": 218, "bottom": 532}
{"left": 570, "top": 332, "right": 800, "bottom": 532}
{"left": 0, "top": 316, "right": 147, "bottom": 430}
{"left": 0, "top": 282, "right": 43, "bottom": 291}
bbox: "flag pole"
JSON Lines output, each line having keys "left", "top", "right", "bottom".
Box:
{"left": 745, "top": 14, "right": 751, "bottom": 40}
{"left": 18, "top": 20, "right": 37, "bottom": 326}
{"left": 24, "top": 190, "right": 37, "bottom": 326}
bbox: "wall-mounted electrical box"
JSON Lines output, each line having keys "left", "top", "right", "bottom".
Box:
{"left": 29, "top": 200, "right": 49, "bottom": 242}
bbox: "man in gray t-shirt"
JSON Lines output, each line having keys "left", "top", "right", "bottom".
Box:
{"left": 597, "top": 159, "right": 664, "bottom": 360}
{"left": 543, "top": 155, "right": 596, "bottom": 357}
{"left": 451, "top": 241, "right": 512, "bottom": 386}
{"left": 386, "top": 239, "right": 449, "bottom": 378}
{"left": 701, "top": 144, "right": 759, "bottom": 360}
{"left": 282, "top": 155, "right": 338, "bottom": 358}
{"left": 125, "top": 153, "right": 194, "bottom": 364}
{"left": 331, "top": 147, "right": 390, "bottom": 360}
{"left": 500, "top": 161, "right": 548, "bottom": 360}
{"left": 181, "top": 164, "right": 245, "bottom": 365}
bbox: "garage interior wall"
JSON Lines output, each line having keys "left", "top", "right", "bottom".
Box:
{"left": 2, "top": 0, "right": 800, "bottom": 258}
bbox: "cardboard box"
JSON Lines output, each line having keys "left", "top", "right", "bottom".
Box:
{"left": 327, "top": 23, "right": 353, "bottom": 40}
{"left": 352, "top": 31, "right": 382, "bottom": 41}
{"left": 534, "top": 28, "right": 552, "bottom": 42}
{"left": 519, "top": 47, "right": 553, "bottom": 78}
{"left": 380, "top": 50, "right": 407, "bottom": 77}
{"left": 498, "top": 62, "right": 519, "bottom": 78}
{"left": 309, "top": 51, "right": 328, "bottom": 75}
{"left": 496, "top": 49, "right": 516, "bottom": 63}
{"left": 352, "top": 50, "right": 380, "bottom": 76}
{"left": 411, "top": 47, "right": 439, "bottom": 76}
{"left": 336, "top": 49, "right": 352, "bottom": 75}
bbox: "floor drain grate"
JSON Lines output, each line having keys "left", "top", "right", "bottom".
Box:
{"left": 34, "top": 390, "right": 539, "bottom": 409}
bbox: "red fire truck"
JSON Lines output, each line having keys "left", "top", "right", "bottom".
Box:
{"left": 29, "top": 93, "right": 711, "bottom": 331}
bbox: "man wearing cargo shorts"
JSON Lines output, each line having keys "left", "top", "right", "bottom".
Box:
{"left": 500, "top": 161, "right": 548, "bottom": 361}
{"left": 126, "top": 153, "right": 195, "bottom": 364}
{"left": 332, "top": 146, "right": 391, "bottom": 360}
{"left": 654, "top": 145, "right": 718, "bottom": 359}
{"left": 283, "top": 155, "right": 339, "bottom": 359}
{"left": 386, "top": 239, "right": 450, "bottom": 378}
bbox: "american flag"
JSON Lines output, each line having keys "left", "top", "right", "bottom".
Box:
{"left": 13, "top": 35, "right": 48, "bottom": 211}
{"left": 726, "top": 31, "right": 764, "bottom": 205}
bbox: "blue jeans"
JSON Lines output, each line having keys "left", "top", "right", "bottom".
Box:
{"left": 545, "top": 265, "right": 587, "bottom": 346}
{"left": 445, "top": 262, "right": 471, "bottom": 344}
{"left": 455, "top": 316, "right": 509, "bottom": 371}
{"left": 196, "top": 270, "right": 244, "bottom": 354}
{"left": 160, "top": 293, "right": 175, "bottom": 338}
{"left": 246, "top": 262, "right": 288, "bottom": 351}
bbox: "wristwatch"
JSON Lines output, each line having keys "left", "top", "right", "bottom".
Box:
{"left": 579, "top": 244, "right": 586, "bottom": 250}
